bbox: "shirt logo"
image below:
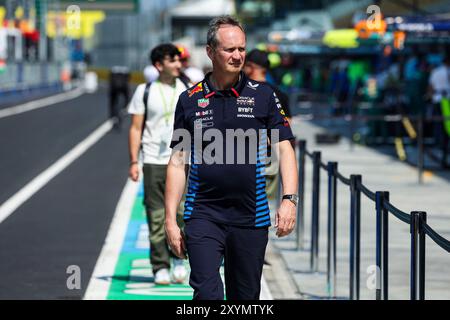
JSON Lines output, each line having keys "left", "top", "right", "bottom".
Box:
{"left": 236, "top": 96, "right": 255, "bottom": 106}
{"left": 274, "top": 93, "right": 283, "bottom": 110}
{"left": 246, "top": 81, "right": 259, "bottom": 90}
{"left": 196, "top": 109, "right": 213, "bottom": 117}
{"left": 188, "top": 83, "right": 203, "bottom": 97}
{"left": 194, "top": 118, "right": 214, "bottom": 129}
{"left": 197, "top": 98, "right": 210, "bottom": 108}
{"left": 237, "top": 106, "right": 255, "bottom": 118}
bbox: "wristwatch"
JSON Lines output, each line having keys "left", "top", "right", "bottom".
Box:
{"left": 282, "top": 194, "right": 299, "bottom": 206}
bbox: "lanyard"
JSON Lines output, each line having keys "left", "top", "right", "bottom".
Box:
{"left": 157, "top": 80, "right": 177, "bottom": 125}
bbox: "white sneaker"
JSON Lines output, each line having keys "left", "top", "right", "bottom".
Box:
{"left": 154, "top": 268, "right": 170, "bottom": 285}
{"left": 172, "top": 261, "right": 187, "bottom": 284}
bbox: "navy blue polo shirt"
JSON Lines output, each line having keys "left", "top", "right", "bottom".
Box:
{"left": 170, "top": 71, "right": 294, "bottom": 227}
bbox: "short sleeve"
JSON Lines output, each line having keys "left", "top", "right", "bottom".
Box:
{"left": 273, "top": 86, "right": 291, "bottom": 118}
{"left": 170, "top": 96, "right": 187, "bottom": 149}
{"left": 267, "top": 90, "right": 294, "bottom": 142}
{"left": 127, "top": 84, "right": 146, "bottom": 115}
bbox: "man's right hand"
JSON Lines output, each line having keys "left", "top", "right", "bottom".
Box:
{"left": 165, "top": 221, "right": 187, "bottom": 259}
{"left": 129, "top": 163, "right": 139, "bottom": 181}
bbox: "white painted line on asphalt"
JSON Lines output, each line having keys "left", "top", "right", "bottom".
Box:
{"left": 0, "top": 87, "right": 85, "bottom": 119}
{"left": 83, "top": 178, "right": 139, "bottom": 300}
{"left": 0, "top": 119, "right": 114, "bottom": 224}
{"left": 83, "top": 177, "right": 273, "bottom": 300}
{"left": 260, "top": 274, "right": 274, "bottom": 300}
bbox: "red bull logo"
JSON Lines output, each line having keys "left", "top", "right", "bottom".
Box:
{"left": 189, "top": 83, "right": 203, "bottom": 97}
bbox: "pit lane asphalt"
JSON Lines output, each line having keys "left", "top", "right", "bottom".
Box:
{"left": 0, "top": 88, "right": 130, "bottom": 299}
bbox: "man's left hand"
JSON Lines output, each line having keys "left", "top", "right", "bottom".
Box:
{"left": 275, "top": 199, "right": 296, "bottom": 237}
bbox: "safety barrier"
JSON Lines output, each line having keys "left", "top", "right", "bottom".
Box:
{"left": 291, "top": 139, "right": 450, "bottom": 300}
{"left": 0, "top": 62, "right": 62, "bottom": 90}
{"left": 294, "top": 113, "right": 450, "bottom": 182}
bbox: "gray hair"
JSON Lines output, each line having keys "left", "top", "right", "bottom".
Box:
{"left": 207, "top": 15, "right": 245, "bottom": 49}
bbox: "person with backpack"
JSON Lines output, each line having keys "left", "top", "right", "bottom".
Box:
{"left": 128, "top": 44, "right": 190, "bottom": 285}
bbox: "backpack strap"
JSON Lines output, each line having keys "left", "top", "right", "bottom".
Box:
{"left": 140, "top": 78, "right": 188, "bottom": 146}
{"left": 141, "top": 82, "right": 151, "bottom": 147}
{"left": 180, "top": 77, "right": 191, "bottom": 89}
{"left": 178, "top": 73, "right": 192, "bottom": 89}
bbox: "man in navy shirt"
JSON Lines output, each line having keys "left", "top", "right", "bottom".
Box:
{"left": 164, "top": 15, "right": 298, "bottom": 300}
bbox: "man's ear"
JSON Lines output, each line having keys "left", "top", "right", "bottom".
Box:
{"left": 154, "top": 61, "right": 164, "bottom": 73}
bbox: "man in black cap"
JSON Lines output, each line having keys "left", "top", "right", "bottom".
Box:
{"left": 244, "top": 49, "right": 292, "bottom": 121}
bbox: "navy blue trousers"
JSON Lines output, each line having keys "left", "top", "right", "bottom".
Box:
{"left": 184, "top": 218, "right": 269, "bottom": 300}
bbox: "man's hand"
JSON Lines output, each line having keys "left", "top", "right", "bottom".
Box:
{"left": 274, "top": 199, "right": 296, "bottom": 237}
{"left": 129, "top": 163, "right": 139, "bottom": 182}
{"left": 165, "top": 221, "right": 187, "bottom": 259}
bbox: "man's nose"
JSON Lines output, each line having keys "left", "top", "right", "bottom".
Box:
{"left": 232, "top": 50, "right": 241, "bottom": 60}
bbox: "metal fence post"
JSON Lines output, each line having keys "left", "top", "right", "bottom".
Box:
{"left": 349, "top": 174, "right": 361, "bottom": 300}
{"left": 375, "top": 191, "right": 389, "bottom": 300}
{"left": 297, "top": 140, "right": 306, "bottom": 250}
{"left": 310, "top": 151, "right": 321, "bottom": 272}
{"left": 327, "top": 162, "right": 338, "bottom": 298}
{"left": 410, "top": 211, "right": 427, "bottom": 300}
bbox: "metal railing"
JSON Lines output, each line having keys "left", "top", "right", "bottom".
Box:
{"left": 292, "top": 139, "right": 450, "bottom": 300}
{"left": 0, "top": 62, "right": 62, "bottom": 91}
{"left": 294, "top": 113, "right": 450, "bottom": 183}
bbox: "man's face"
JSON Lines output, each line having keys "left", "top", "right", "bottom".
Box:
{"left": 207, "top": 25, "right": 246, "bottom": 74}
{"left": 156, "top": 55, "right": 182, "bottom": 78}
{"left": 243, "top": 61, "right": 259, "bottom": 78}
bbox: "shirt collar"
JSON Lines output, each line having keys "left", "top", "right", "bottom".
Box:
{"left": 202, "top": 71, "right": 246, "bottom": 98}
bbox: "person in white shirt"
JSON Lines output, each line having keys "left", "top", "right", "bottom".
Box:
{"left": 128, "top": 44, "right": 189, "bottom": 285}
{"left": 428, "top": 55, "right": 450, "bottom": 167}
{"left": 429, "top": 56, "right": 450, "bottom": 104}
